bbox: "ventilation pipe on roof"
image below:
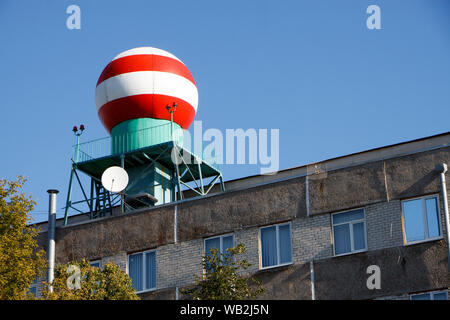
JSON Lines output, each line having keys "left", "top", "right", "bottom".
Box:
{"left": 47, "top": 189, "right": 59, "bottom": 292}
{"left": 435, "top": 163, "right": 450, "bottom": 271}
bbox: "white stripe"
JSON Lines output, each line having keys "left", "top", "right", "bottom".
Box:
{"left": 95, "top": 71, "right": 198, "bottom": 111}
{"left": 112, "top": 47, "right": 182, "bottom": 63}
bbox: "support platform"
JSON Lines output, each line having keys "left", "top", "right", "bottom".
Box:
{"left": 63, "top": 140, "right": 224, "bottom": 226}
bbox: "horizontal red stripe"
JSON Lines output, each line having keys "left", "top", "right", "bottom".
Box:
{"left": 97, "top": 54, "right": 196, "bottom": 86}
{"left": 98, "top": 94, "right": 196, "bottom": 133}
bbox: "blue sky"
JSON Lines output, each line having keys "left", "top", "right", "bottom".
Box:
{"left": 0, "top": 0, "right": 449, "bottom": 222}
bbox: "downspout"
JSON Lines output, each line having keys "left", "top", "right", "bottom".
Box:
{"left": 174, "top": 204, "right": 178, "bottom": 300}
{"left": 435, "top": 163, "right": 450, "bottom": 271}
{"left": 310, "top": 260, "right": 315, "bottom": 300}
{"left": 47, "top": 189, "right": 59, "bottom": 292}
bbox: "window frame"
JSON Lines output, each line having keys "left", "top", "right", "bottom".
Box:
{"left": 410, "top": 289, "right": 449, "bottom": 300}
{"left": 127, "top": 249, "right": 157, "bottom": 294}
{"left": 401, "top": 194, "right": 443, "bottom": 245}
{"left": 258, "top": 222, "right": 293, "bottom": 270}
{"left": 331, "top": 208, "right": 368, "bottom": 257}
{"left": 203, "top": 233, "right": 235, "bottom": 256}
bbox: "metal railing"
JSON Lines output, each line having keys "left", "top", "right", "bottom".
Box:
{"left": 73, "top": 123, "right": 222, "bottom": 171}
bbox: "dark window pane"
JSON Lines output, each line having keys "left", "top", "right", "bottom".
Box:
{"left": 30, "top": 286, "right": 37, "bottom": 297}
{"left": 334, "top": 224, "right": 351, "bottom": 255}
{"left": 222, "top": 235, "right": 234, "bottom": 262}
{"left": 279, "top": 224, "right": 292, "bottom": 264}
{"left": 353, "top": 222, "right": 366, "bottom": 251}
{"left": 129, "top": 253, "right": 143, "bottom": 292}
{"left": 433, "top": 292, "right": 448, "bottom": 300}
{"left": 261, "top": 226, "right": 277, "bottom": 268}
{"left": 222, "top": 235, "right": 234, "bottom": 253}
{"left": 145, "top": 252, "right": 156, "bottom": 290}
{"left": 411, "top": 293, "right": 431, "bottom": 300}
{"left": 333, "top": 209, "right": 364, "bottom": 224}
{"left": 205, "top": 237, "right": 221, "bottom": 256}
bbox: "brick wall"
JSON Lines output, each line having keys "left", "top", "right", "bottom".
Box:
{"left": 366, "top": 200, "right": 403, "bottom": 251}
{"left": 292, "top": 214, "right": 333, "bottom": 262}
{"left": 156, "top": 239, "right": 203, "bottom": 289}
{"left": 102, "top": 252, "right": 127, "bottom": 272}
{"left": 234, "top": 227, "right": 260, "bottom": 274}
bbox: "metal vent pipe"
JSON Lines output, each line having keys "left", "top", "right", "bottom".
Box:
{"left": 47, "top": 189, "right": 59, "bottom": 292}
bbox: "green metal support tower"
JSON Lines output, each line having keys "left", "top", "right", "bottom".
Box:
{"left": 63, "top": 120, "right": 225, "bottom": 226}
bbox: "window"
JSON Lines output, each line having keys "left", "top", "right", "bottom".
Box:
{"left": 402, "top": 195, "right": 442, "bottom": 244}
{"left": 410, "top": 290, "right": 448, "bottom": 300}
{"left": 204, "top": 234, "right": 234, "bottom": 271}
{"left": 128, "top": 250, "right": 156, "bottom": 292}
{"left": 204, "top": 234, "right": 234, "bottom": 257}
{"left": 260, "top": 222, "right": 292, "bottom": 269}
{"left": 29, "top": 278, "right": 38, "bottom": 298}
{"left": 89, "top": 260, "right": 101, "bottom": 268}
{"left": 332, "top": 208, "right": 367, "bottom": 255}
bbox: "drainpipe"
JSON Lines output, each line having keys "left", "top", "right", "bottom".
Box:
{"left": 435, "top": 163, "right": 450, "bottom": 271}
{"left": 310, "top": 260, "right": 315, "bottom": 300}
{"left": 47, "top": 189, "right": 59, "bottom": 292}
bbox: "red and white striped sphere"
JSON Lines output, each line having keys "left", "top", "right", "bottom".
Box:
{"left": 95, "top": 47, "right": 198, "bottom": 133}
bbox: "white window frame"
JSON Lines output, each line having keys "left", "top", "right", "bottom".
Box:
{"left": 127, "top": 249, "right": 157, "bottom": 294}
{"left": 203, "top": 233, "right": 234, "bottom": 256}
{"left": 259, "top": 222, "right": 293, "bottom": 270}
{"left": 332, "top": 208, "right": 368, "bottom": 257}
{"left": 401, "top": 194, "right": 443, "bottom": 245}
{"left": 410, "top": 289, "right": 449, "bottom": 300}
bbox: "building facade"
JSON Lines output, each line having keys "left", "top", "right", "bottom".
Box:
{"left": 36, "top": 132, "right": 450, "bottom": 300}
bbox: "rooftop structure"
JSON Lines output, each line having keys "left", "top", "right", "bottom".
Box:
{"left": 63, "top": 47, "right": 225, "bottom": 225}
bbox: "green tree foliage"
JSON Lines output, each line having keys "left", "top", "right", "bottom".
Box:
{"left": 0, "top": 176, "right": 46, "bottom": 300}
{"left": 183, "top": 244, "right": 265, "bottom": 300}
{"left": 42, "top": 259, "right": 140, "bottom": 300}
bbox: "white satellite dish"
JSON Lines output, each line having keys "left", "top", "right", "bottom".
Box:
{"left": 101, "top": 166, "right": 129, "bottom": 193}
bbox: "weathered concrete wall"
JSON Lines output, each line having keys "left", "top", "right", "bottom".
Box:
{"left": 139, "top": 288, "right": 176, "bottom": 300}
{"left": 54, "top": 205, "right": 174, "bottom": 263}
{"left": 177, "top": 176, "right": 307, "bottom": 242}
{"left": 178, "top": 263, "right": 312, "bottom": 300}
{"left": 314, "top": 240, "right": 449, "bottom": 300}
{"left": 308, "top": 147, "right": 450, "bottom": 216}
{"left": 253, "top": 263, "right": 312, "bottom": 300}
{"left": 385, "top": 148, "right": 450, "bottom": 200}
{"left": 308, "top": 161, "right": 387, "bottom": 216}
